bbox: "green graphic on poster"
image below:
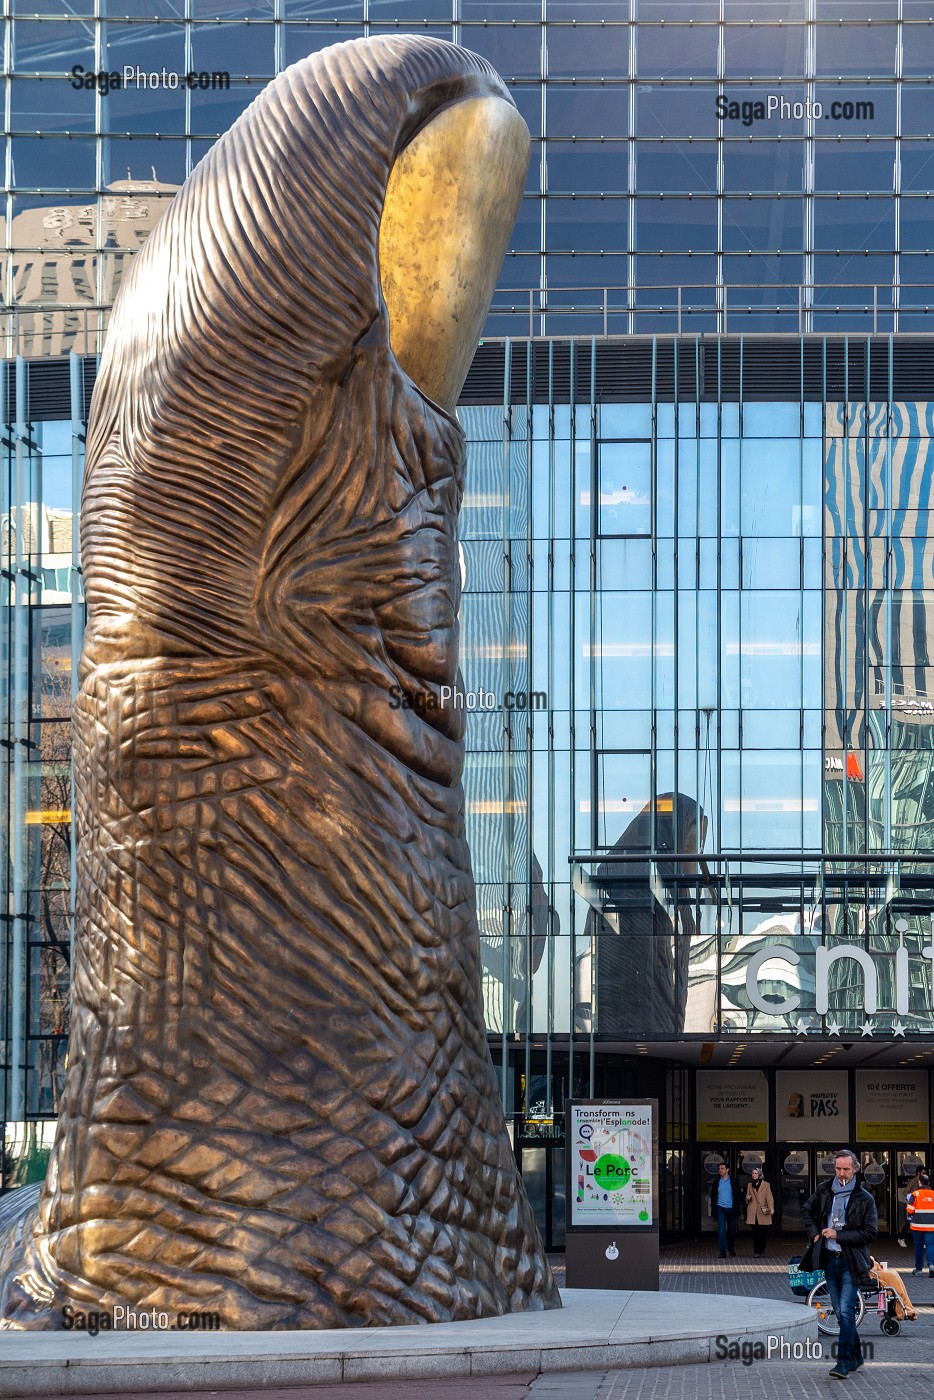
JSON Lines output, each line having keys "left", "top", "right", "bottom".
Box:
{"left": 593, "top": 1153, "right": 630, "bottom": 1191}
{"left": 570, "top": 1103, "right": 654, "bottom": 1226}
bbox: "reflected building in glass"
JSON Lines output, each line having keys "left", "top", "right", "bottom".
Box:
{"left": 4, "top": 4, "right": 934, "bottom": 1246}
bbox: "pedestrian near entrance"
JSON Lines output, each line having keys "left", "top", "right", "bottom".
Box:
{"left": 898, "top": 1168, "right": 925, "bottom": 1247}
{"left": 745, "top": 1167, "right": 775, "bottom": 1256}
{"left": 906, "top": 1170, "right": 934, "bottom": 1276}
{"left": 710, "top": 1162, "right": 738, "bottom": 1258}
{"left": 801, "top": 1148, "right": 878, "bottom": 1381}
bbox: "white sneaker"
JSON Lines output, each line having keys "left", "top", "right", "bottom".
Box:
{"left": 897, "top": 1239, "right": 907, "bottom": 1248}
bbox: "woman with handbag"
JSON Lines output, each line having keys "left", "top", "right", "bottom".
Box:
{"left": 746, "top": 1166, "right": 775, "bottom": 1256}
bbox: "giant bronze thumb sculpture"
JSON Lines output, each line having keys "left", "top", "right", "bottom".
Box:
{"left": 0, "top": 35, "right": 560, "bottom": 1328}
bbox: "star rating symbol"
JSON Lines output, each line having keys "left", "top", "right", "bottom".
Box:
{"left": 893, "top": 1020, "right": 906, "bottom": 1038}
{"left": 795, "top": 1017, "right": 812, "bottom": 1036}
{"left": 861, "top": 1020, "right": 874, "bottom": 1037}
{"left": 828, "top": 1021, "right": 842, "bottom": 1036}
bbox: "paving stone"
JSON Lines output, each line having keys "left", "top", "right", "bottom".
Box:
{"left": 524, "top": 1241, "right": 934, "bottom": 1400}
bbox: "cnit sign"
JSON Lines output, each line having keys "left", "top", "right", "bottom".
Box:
{"left": 745, "top": 941, "right": 934, "bottom": 1016}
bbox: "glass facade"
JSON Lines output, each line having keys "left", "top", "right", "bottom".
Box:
{"left": 456, "top": 341, "right": 934, "bottom": 1058}
{"left": 7, "top": 4, "right": 934, "bottom": 353}
{"left": 454, "top": 335, "right": 934, "bottom": 1237}
{"left": 0, "top": 357, "right": 85, "bottom": 1186}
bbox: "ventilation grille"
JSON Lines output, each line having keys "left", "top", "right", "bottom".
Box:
{"left": 4, "top": 356, "right": 98, "bottom": 422}
{"left": 890, "top": 339, "right": 934, "bottom": 398}
{"left": 460, "top": 336, "right": 933, "bottom": 405}
{"left": 4, "top": 340, "right": 933, "bottom": 417}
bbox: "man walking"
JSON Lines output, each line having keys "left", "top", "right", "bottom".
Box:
{"left": 907, "top": 1169, "right": 934, "bottom": 1276}
{"left": 802, "top": 1148, "right": 878, "bottom": 1380}
{"left": 711, "top": 1161, "right": 737, "bottom": 1258}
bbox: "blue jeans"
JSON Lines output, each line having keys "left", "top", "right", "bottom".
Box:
{"left": 913, "top": 1231, "right": 934, "bottom": 1270}
{"left": 717, "top": 1207, "right": 735, "bottom": 1255}
{"left": 823, "top": 1252, "right": 862, "bottom": 1370}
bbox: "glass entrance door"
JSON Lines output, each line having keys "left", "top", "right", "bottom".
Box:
{"left": 775, "top": 1147, "right": 859, "bottom": 1234}
{"left": 778, "top": 1147, "right": 812, "bottom": 1233}
{"left": 700, "top": 1147, "right": 769, "bottom": 1235}
{"left": 897, "top": 1150, "right": 927, "bottom": 1236}
{"left": 816, "top": 1149, "right": 837, "bottom": 1186}
{"left": 735, "top": 1148, "right": 767, "bottom": 1243}
{"left": 701, "top": 1150, "right": 728, "bottom": 1234}
{"left": 861, "top": 1150, "right": 890, "bottom": 1233}
{"left": 665, "top": 1148, "right": 685, "bottom": 1238}
{"left": 518, "top": 1142, "right": 566, "bottom": 1250}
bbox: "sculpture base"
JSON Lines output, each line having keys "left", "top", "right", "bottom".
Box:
{"left": 0, "top": 1287, "right": 817, "bottom": 1392}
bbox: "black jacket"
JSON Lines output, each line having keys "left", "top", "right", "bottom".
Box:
{"left": 800, "top": 1180, "right": 878, "bottom": 1288}
{"left": 710, "top": 1175, "right": 740, "bottom": 1215}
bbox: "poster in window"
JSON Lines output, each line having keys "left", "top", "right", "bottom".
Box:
{"left": 775, "top": 1070, "right": 849, "bottom": 1142}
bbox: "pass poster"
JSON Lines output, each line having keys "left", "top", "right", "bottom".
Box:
{"left": 570, "top": 1100, "right": 655, "bottom": 1228}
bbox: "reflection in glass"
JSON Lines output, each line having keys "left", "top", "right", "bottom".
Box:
{"left": 579, "top": 794, "right": 706, "bottom": 1037}
{"left": 103, "top": 22, "right": 186, "bottom": 75}
{"left": 13, "top": 18, "right": 96, "bottom": 71}
{"left": 598, "top": 442, "right": 652, "bottom": 535}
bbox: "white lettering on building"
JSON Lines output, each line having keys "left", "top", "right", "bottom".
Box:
{"left": 745, "top": 941, "right": 934, "bottom": 1015}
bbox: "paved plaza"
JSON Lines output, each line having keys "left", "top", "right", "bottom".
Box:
{"left": 11, "top": 1240, "right": 934, "bottom": 1400}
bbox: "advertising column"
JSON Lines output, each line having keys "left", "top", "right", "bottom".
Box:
{"left": 566, "top": 1098, "right": 659, "bottom": 1291}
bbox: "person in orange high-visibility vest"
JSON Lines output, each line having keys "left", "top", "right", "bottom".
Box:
{"left": 906, "top": 1171, "right": 934, "bottom": 1276}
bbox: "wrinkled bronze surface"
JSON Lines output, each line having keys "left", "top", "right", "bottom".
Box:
{"left": 0, "top": 35, "right": 558, "bottom": 1328}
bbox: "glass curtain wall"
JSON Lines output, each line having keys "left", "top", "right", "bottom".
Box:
{"left": 6, "top": 4, "right": 934, "bottom": 352}
{"left": 1, "top": 356, "right": 84, "bottom": 1188}
{"left": 457, "top": 337, "right": 934, "bottom": 1103}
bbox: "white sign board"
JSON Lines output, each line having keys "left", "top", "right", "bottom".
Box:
{"left": 570, "top": 1102, "right": 654, "bottom": 1227}
{"left": 776, "top": 1071, "right": 849, "bottom": 1142}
